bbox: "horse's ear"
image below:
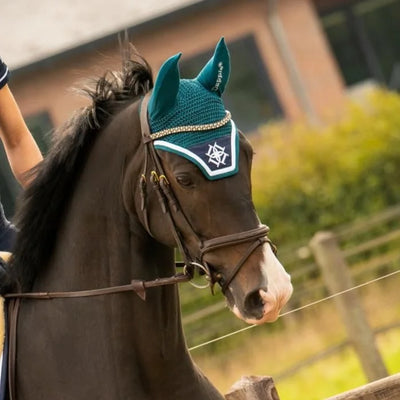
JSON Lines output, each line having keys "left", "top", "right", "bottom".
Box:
{"left": 196, "top": 37, "right": 230, "bottom": 96}
{"left": 148, "top": 53, "right": 181, "bottom": 119}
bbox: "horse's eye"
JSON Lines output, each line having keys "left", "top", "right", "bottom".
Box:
{"left": 176, "top": 174, "right": 193, "bottom": 188}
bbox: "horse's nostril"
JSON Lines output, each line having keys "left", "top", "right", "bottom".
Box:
{"left": 244, "top": 289, "right": 265, "bottom": 319}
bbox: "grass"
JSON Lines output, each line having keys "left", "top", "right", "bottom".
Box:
{"left": 190, "top": 272, "right": 400, "bottom": 399}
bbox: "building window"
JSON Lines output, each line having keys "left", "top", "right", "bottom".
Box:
{"left": 320, "top": 0, "right": 400, "bottom": 89}
{"left": 180, "top": 35, "right": 283, "bottom": 133}
{"left": 0, "top": 111, "right": 52, "bottom": 217}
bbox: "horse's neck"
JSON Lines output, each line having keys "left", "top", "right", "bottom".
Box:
{"left": 19, "top": 102, "right": 224, "bottom": 400}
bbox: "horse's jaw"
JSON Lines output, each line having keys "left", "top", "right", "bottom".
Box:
{"left": 223, "top": 245, "right": 293, "bottom": 325}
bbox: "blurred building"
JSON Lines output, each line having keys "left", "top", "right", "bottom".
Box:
{"left": 1, "top": 0, "right": 400, "bottom": 213}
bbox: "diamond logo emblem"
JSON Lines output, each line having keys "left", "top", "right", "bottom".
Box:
{"left": 205, "top": 142, "right": 229, "bottom": 167}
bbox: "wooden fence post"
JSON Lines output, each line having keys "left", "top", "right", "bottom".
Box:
{"left": 309, "top": 231, "right": 388, "bottom": 382}
{"left": 225, "top": 376, "right": 280, "bottom": 400}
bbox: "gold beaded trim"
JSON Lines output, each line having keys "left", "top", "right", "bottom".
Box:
{"left": 150, "top": 111, "right": 231, "bottom": 140}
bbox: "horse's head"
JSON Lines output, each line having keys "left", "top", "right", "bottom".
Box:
{"left": 131, "top": 38, "right": 292, "bottom": 324}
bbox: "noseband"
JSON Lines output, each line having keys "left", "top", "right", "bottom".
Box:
{"left": 139, "top": 92, "right": 276, "bottom": 292}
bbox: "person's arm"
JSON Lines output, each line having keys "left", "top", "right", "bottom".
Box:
{"left": 0, "top": 84, "right": 43, "bottom": 187}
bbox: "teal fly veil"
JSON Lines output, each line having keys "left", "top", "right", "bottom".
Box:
{"left": 146, "top": 38, "right": 239, "bottom": 180}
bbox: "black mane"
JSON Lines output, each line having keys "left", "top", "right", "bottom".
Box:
{"left": 11, "top": 47, "right": 153, "bottom": 291}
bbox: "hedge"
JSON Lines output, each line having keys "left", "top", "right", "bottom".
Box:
{"left": 251, "top": 89, "right": 400, "bottom": 244}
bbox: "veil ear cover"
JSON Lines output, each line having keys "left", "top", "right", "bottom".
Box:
{"left": 146, "top": 38, "right": 238, "bottom": 180}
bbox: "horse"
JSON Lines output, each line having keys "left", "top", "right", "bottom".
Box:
{"left": 2, "top": 38, "right": 293, "bottom": 400}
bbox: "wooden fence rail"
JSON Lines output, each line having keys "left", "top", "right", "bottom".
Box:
{"left": 225, "top": 373, "right": 400, "bottom": 400}
{"left": 324, "top": 372, "right": 400, "bottom": 400}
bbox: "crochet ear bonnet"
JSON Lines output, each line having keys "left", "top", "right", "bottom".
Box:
{"left": 146, "top": 38, "right": 239, "bottom": 180}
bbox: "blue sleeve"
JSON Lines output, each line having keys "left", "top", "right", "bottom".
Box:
{"left": 0, "top": 58, "right": 10, "bottom": 90}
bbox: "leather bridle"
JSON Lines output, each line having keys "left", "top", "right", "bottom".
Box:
{"left": 3, "top": 92, "right": 276, "bottom": 399}
{"left": 138, "top": 92, "right": 276, "bottom": 293}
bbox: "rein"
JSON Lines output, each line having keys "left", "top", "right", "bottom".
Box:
{"left": 4, "top": 273, "right": 190, "bottom": 301}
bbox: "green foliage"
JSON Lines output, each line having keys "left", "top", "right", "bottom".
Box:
{"left": 251, "top": 89, "right": 400, "bottom": 244}
{"left": 276, "top": 328, "right": 400, "bottom": 400}
{"left": 276, "top": 347, "right": 365, "bottom": 400}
